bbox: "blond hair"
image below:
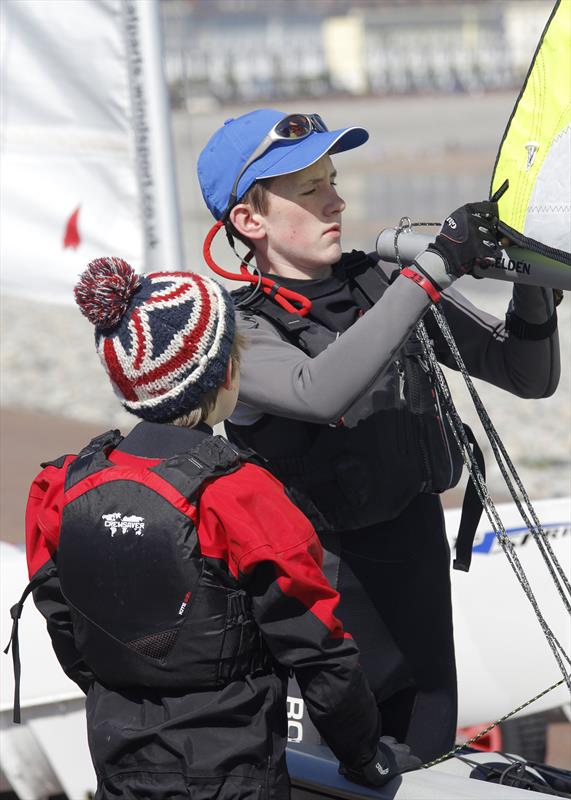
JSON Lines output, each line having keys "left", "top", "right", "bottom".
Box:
{"left": 172, "top": 331, "right": 245, "bottom": 429}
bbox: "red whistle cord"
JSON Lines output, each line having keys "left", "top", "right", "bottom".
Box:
{"left": 202, "top": 221, "right": 312, "bottom": 317}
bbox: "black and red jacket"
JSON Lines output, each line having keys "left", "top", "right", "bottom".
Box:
{"left": 22, "top": 421, "right": 380, "bottom": 799}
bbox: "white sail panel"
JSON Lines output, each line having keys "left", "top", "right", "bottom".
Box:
{"left": 0, "top": 0, "right": 141, "bottom": 303}
{"left": 0, "top": 0, "right": 183, "bottom": 304}
{"left": 526, "top": 124, "right": 571, "bottom": 253}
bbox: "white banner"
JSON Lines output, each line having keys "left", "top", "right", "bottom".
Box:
{"left": 0, "top": 0, "right": 183, "bottom": 304}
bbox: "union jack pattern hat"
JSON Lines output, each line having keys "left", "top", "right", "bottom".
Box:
{"left": 74, "top": 257, "right": 235, "bottom": 423}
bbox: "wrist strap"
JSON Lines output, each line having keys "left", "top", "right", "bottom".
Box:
{"left": 401, "top": 267, "right": 441, "bottom": 303}
{"left": 505, "top": 308, "right": 557, "bottom": 340}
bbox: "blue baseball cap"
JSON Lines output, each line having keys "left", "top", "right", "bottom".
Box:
{"left": 198, "top": 109, "right": 369, "bottom": 220}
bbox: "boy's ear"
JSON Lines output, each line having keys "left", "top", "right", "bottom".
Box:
{"left": 230, "top": 203, "right": 266, "bottom": 241}
{"left": 222, "top": 358, "right": 233, "bottom": 390}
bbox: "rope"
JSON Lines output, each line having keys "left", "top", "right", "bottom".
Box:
{"left": 428, "top": 305, "right": 571, "bottom": 611}
{"left": 422, "top": 676, "right": 569, "bottom": 768}
{"left": 392, "top": 220, "right": 571, "bottom": 693}
{"left": 415, "top": 316, "right": 571, "bottom": 683}
{"left": 450, "top": 754, "right": 564, "bottom": 795}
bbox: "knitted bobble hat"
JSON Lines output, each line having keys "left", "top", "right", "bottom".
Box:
{"left": 74, "top": 257, "right": 236, "bottom": 423}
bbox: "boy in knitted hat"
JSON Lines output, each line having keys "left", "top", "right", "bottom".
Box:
{"left": 17, "top": 258, "right": 420, "bottom": 799}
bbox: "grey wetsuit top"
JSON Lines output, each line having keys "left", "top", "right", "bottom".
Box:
{"left": 230, "top": 257, "right": 560, "bottom": 427}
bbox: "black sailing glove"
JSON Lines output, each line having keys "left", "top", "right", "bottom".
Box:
{"left": 339, "top": 735, "right": 422, "bottom": 788}
{"left": 412, "top": 200, "right": 502, "bottom": 292}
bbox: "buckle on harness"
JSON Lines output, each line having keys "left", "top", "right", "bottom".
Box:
{"left": 170, "top": 436, "right": 241, "bottom": 475}
{"left": 285, "top": 317, "right": 310, "bottom": 332}
{"left": 79, "top": 429, "right": 123, "bottom": 459}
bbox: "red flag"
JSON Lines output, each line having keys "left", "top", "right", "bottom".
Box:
{"left": 63, "top": 206, "right": 81, "bottom": 249}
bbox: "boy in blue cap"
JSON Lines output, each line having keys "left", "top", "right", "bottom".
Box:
{"left": 197, "top": 110, "right": 560, "bottom": 761}
{"left": 16, "top": 259, "right": 420, "bottom": 799}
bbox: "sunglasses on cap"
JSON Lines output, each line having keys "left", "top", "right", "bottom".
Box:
{"left": 223, "top": 113, "right": 328, "bottom": 220}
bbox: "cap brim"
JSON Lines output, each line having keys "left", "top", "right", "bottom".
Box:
{"left": 237, "top": 126, "right": 368, "bottom": 197}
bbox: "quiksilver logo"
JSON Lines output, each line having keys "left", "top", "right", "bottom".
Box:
{"left": 101, "top": 513, "right": 145, "bottom": 537}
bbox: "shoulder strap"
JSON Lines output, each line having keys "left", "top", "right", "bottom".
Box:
{"left": 39, "top": 430, "right": 122, "bottom": 477}
{"left": 259, "top": 304, "right": 310, "bottom": 339}
{"left": 65, "top": 429, "right": 124, "bottom": 490}
{"left": 63, "top": 431, "right": 255, "bottom": 506}
{"left": 240, "top": 289, "right": 310, "bottom": 339}
{"left": 151, "top": 435, "right": 257, "bottom": 499}
{"left": 336, "top": 250, "right": 389, "bottom": 309}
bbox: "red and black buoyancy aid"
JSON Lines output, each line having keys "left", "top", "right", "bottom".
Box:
{"left": 6, "top": 430, "right": 272, "bottom": 721}
{"left": 226, "top": 251, "right": 484, "bottom": 566}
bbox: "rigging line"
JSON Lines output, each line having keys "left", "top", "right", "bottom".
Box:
{"left": 433, "top": 315, "right": 571, "bottom": 613}
{"left": 445, "top": 411, "right": 571, "bottom": 677}
{"left": 393, "top": 219, "right": 571, "bottom": 609}
{"left": 422, "top": 675, "right": 569, "bottom": 769}
{"left": 423, "top": 275, "right": 567, "bottom": 584}
{"left": 416, "top": 317, "right": 571, "bottom": 677}
{"left": 414, "top": 319, "right": 571, "bottom": 686}
{"left": 430, "top": 306, "right": 571, "bottom": 612}
{"left": 393, "top": 222, "right": 571, "bottom": 688}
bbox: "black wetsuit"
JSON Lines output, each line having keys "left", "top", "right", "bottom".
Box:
{"left": 25, "top": 422, "right": 382, "bottom": 799}
{"left": 226, "top": 254, "right": 560, "bottom": 762}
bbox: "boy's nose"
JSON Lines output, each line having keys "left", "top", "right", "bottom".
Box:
{"left": 327, "top": 189, "right": 346, "bottom": 216}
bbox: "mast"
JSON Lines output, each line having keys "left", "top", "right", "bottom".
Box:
{"left": 123, "top": 0, "right": 185, "bottom": 272}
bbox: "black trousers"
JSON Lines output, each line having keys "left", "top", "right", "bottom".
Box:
{"left": 319, "top": 492, "right": 457, "bottom": 764}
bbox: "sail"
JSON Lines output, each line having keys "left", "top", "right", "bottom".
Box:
{"left": 0, "top": 0, "right": 183, "bottom": 304}
{"left": 491, "top": 0, "right": 571, "bottom": 266}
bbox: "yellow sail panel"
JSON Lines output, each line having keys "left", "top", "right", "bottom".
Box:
{"left": 491, "top": 0, "right": 571, "bottom": 261}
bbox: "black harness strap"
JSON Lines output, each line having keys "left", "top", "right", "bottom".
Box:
{"left": 505, "top": 308, "right": 558, "bottom": 341}
{"left": 65, "top": 429, "right": 124, "bottom": 491}
{"left": 3, "top": 569, "right": 55, "bottom": 723}
{"left": 453, "top": 425, "right": 486, "bottom": 572}
{"left": 337, "top": 250, "right": 389, "bottom": 311}
{"left": 263, "top": 304, "right": 310, "bottom": 336}
{"left": 151, "top": 435, "right": 258, "bottom": 498}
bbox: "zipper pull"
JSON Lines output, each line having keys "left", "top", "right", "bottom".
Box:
{"left": 395, "top": 359, "right": 406, "bottom": 402}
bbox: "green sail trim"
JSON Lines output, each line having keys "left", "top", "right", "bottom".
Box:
{"left": 491, "top": 0, "right": 571, "bottom": 266}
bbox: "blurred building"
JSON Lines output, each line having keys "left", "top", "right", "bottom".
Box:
{"left": 160, "top": 0, "right": 553, "bottom": 108}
